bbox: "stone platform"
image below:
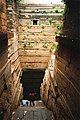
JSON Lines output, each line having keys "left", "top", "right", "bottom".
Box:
{"left": 12, "top": 100, "right": 54, "bottom": 120}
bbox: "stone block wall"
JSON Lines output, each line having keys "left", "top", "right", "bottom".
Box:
{"left": 61, "top": 2, "right": 80, "bottom": 38}
{"left": 54, "top": 36, "right": 80, "bottom": 120}
{"left": 0, "top": 1, "right": 22, "bottom": 119}
{"left": 18, "top": 20, "right": 54, "bottom": 69}
{"left": 0, "top": 0, "right": 7, "bottom": 32}
{"left": 7, "top": 1, "right": 23, "bottom": 111}
{"left": 41, "top": 36, "right": 80, "bottom": 120}
{"left": 18, "top": 4, "right": 63, "bottom": 69}
{"left": 41, "top": 1, "right": 80, "bottom": 119}
{"left": 0, "top": 0, "right": 9, "bottom": 119}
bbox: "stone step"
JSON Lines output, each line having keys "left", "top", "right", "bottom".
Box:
{"left": 12, "top": 100, "right": 54, "bottom": 120}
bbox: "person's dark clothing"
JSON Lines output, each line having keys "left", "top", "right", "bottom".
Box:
{"left": 29, "top": 92, "right": 35, "bottom": 106}
{"left": 26, "top": 101, "right": 28, "bottom": 106}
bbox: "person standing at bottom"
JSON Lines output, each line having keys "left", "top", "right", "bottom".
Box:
{"left": 26, "top": 100, "right": 28, "bottom": 106}
{"left": 29, "top": 91, "right": 35, "bottom": 106}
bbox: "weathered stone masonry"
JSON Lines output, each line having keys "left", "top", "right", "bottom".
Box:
{"left": 0, "top": 1, "right": 22, "bottom": 119}
{"left": 7, "top": 1, "right": 22, "bottom": 111}
{"left": 41, "top": 1, "right": 80, "bottom": 120}
{"left": 18, "top": 4, "right": 63, "bottom": 69}
{"left": 0, "top": 0, "right": 10, "bottom": 119}
{"left": 1, "top": 1, "right": 80, "bottom": 120}
{"left": 0, "top": 1, "right": 63, "bottom": 119}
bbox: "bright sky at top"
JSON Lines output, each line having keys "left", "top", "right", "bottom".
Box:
{"left": 22, "top": 0, "right": 63, "bottom": 4}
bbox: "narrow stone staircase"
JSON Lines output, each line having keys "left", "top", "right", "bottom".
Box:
{"left": 11, "top": 100, "right": 54, "bottom": 120}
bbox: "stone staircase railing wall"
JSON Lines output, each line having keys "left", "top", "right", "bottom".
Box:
{"left": 7, "top": 1, "right": 23, "bottom": 111}
{"left": 41, "top": 1, "right": 80, "bottom": 119}
{"left": 0, "top": 0, "right": 11, "bottom": 119}
{"left": 0, "top": 1, "right": 23, "bottom": 119}
{"left": 41, "top": 41, "right": 80, "bottom": 120}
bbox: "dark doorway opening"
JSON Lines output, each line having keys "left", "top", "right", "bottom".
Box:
{"left": 20, "top": 69, "right": 45, "bottom": 100}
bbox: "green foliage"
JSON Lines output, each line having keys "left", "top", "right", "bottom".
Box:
{"left": 41, "top": 25, "right": 45, "bottom": 29}
{"left": 50, "top": 43, "right": 59, "bottom": 52}
{"left": 55, "top": 9, "right": 59, "bottom": 13}
{"left": 60, "top": 9, "right": 65, "bottom": 17}
{"left": 52, "top": 5, "right": 63, "bottom": 13}
{"left": 6, "top": 0, "right": 12, "bottom": 2}
{"left": 48, "top": 18, "right": 52, "bottom": 25}
{"left": 52, "top": 6, "right": 55, "bottom": 9}
{"left": 42, "top": 44, "right": 47, "bottom": 48}
{"left": 55, "top": 24, "right": 63, "bottom": 35}
{"left": 42, "top": 11, "right": 46, "bottom": 13}
{"left": 27, "top": 25, "right": 32, "bottom": 29}
{"left": 6, "top": 0, "right": 21, "bottom": 3}
{"left": 42, "top": 41, "right": 47, "bottom": 48}
{"left": 56, "top": 24, "right": 62, "bottom": 30}
{"left": 61, "top": 0, "right": 68, "bottom": 3}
